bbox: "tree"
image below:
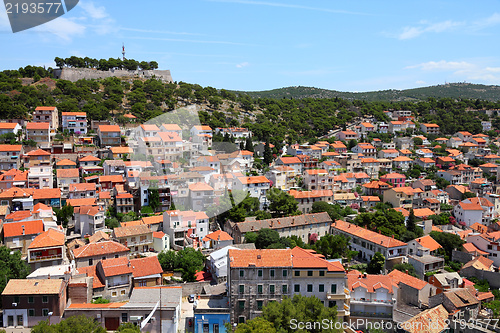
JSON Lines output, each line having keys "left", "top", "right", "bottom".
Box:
{"left": 313, "top": 234, "right": 354, "bottom": 260}
{"left": 31, "top": 315, "right": 106, "bottom": 333}
{"left": 392, "top": 263, "right": 417, "bottom": 277}
{"left": 233, "top": 317, "right": 276, "bottom": 333}
{"left": 267, "top": 188, "right": 299, "bottom": 217}
{"left": 54, "top": 204, "right": 74, "bottom": 227}
{"left": 462, "top": 191, "right": 476, "bottom": 200}
{"left": 116, "top": 322, "right": 141, "bottom": 333}
{"left": 255, "top": 228, "right": 280, "bottom": 249}
{"left": 263, "top": 135, "right": 273, "bottom": 165}
{"left": 244, "top": 232, "right": 257, "bottom": 244}
{"left": 430, "top": 231, "right": 464, "bottom": 261}
{"left": 311, "top": 201, "right": 340, "bottom": 220}
{"left": 367, "top": 252, "right": 385, "bottom": 274}
{"left": 407, "top": 208, "right": 417, "bottom": 233}
{"left": 157, "top": 248, "right": 205, "bottom": 282}
{"left": 347, "top": 139, "right": 357, "bottom": 150}
{"left": 413, "top": 137, "right": 423, "bottom": 146}
{"left": 148, "top": 188, "right": 160, "bottom": 212}
{"left": 245, "top": 136, "right": 254, "bottom": 152}
{"left": 0, "top": 246, "right": 29, "bottom": 305}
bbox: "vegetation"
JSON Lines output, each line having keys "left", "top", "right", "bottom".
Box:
{"left": 392, "top": 263, "right": 417, "bottom": 277}
{"left": 157, "top": 247, "right": 205, "bottom": 282}
{"left": 54, "top": 204, "right": 74, "bottom": 227}
{"left": 367, "top": 252, "right": 385, "bottom": 274}
{"left": 31, "top": 315, "right": 106, "bottom": 333}
{"left": 232, "top": 294, "right": 341, "bottom": 333}
{"left": 0, "top": 246, "right": 30, "bottom": 306}
{"left": 54, "top": 56, "right": 158, "bottom": 71}
{"left": 429, "top": 231, "right": 465, "bottom": 261}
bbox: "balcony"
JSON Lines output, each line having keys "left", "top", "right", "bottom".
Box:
{"left": 350, "top": 311, "right": 392, "bottom": 319}
{"left": 327, "top": 293, "right": 347, "bottom": 300}
{"left": 350, "top": 298, "right": 394, "bottom": 305}
{"left": 29, "top": 253, "right": 63, "bottom": 262}
{"left": 108, "top": 281, "right": 129, "bottom": 289}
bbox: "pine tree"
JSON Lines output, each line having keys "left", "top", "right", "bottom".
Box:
{"left": 263, "top": 135, "right": 272, "bottom": 165}
{"left": 245, "top": 136, "right": 254, "bottom": 152}
{"left": 407, "top": 208, "right": 416, "bottom": 233}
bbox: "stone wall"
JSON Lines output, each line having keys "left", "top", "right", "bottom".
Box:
{"left": 53, "top": 68, "right": 173, "bottom": 83}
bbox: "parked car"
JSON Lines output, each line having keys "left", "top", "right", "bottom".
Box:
{"left": 188, "top": 294, "right": 195, "bottom": 303}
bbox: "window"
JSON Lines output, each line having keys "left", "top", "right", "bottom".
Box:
{"left": 270, "top": 269, "right": 275, "bottom": 277}
{"left": 239, "top": 301, "right": 245, "bottom": 310}
{"left": 239, "top": 285, "right": 245, "bottom": 294}
{"left": 294, "top": 270, "right": 300, "bottom": 277}
{"left": 294, "top": 284, "right": 300, "bottom": 292}
{"left": 28, "top": 309, "right": 35, "bottom": 317}
{"left": 121, "top": 290, "right": 126, "bottom": 296}
{"left": 214, "top": 324, "right": 219, "bottom": 333}
{"left": 14, "top": 296, "right": 19, "bottom": 303}
{"left": 307, "top": 271, "right": 313, "bottom": 276}
{"left": 328, "top": 301, "right": 336, "bottom": 308}
{"left": 112, "top": 291, "right": 118, "bottom": 297}
{"left": 270, "top": 285, "right": 275, "bottom": 294}
{"left": 89, "top": 259, "right": 93, "bottom": 266}
{"left": 331, "top": 284, "right": 337, "bottom": 294}
{"left": 282, "top": 269, "right": 288, "bottom": 277}
{"left": 319, "top": 284, "right": 325, "bottom": 292}
{"left": 42, "top": 295, "right": 48, "bottom": 303}
{"left": 282, "top": 285, "right": 288, "bottom": 294}
{"left": 258, "top": 270, "right": 263, "bottom": 277}
{"left": 138, "top": 281, "right": 147, "bottom": 287}
{"left": 257, "top": 300, "right": 263, "bottom": 310}
{"left": 307, "top": 284, "right": 313, "bottom": 292}
{"left": 319, "top": 271, "right": 325, "bottom": 276}
{"left": 238, "top": 317, "right": 245, "bottom": 324}
{"left": 488, "top": 245, "right": 493, "bottom": 250}
{"left": 28, "top": 296, "right": 34, "bottom": 303}
{"left": 122, "top": 313, "right": 128, "bottom": 323}
{"left": 42, "top": 308, "right": 49, "bottom": 316}
{"left": 258, "top": 285, "right": 263, "bottom": 294}
{"left": 239, "top": 270, "right": 244, "bottom": 277}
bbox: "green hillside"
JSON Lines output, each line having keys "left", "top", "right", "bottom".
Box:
{"left": 238, "top": 83, "right": 500, "bottom": 102}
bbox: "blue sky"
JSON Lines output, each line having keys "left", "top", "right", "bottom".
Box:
{"left": 1, "top": 0, "right": 500, "bottom": 92}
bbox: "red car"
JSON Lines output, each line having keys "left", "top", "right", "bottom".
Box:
{"left": 188, "top": 319, "right": 193, "bottom": 327}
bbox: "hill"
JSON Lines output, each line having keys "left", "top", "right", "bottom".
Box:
{"left": 238, "top": 83, "right": 500, "bottom": 102}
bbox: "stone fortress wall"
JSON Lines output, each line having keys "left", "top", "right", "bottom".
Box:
{"left": 53, "top": 68, "right": 173, "bottom": 83}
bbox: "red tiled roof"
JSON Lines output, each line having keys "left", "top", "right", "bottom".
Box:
{"left": 56, "top": 159, "right": 76, "bottom": 166}
{"left": 348, "top": 273, "right": 394, "bottom": 293}
{"left": 26, "top": 148, "right": 50, "bottom": 156}
{"left": 66, "top": 198, "right": 96, "bottom": 207}
{"left": 79, "top": 155, "right": 101, "bottom": 162}
{"left": 77, "top": 265, "right": 105, "bottom": 288}
{"left": 3, "top": 219, "right": 44, "bottom": 238}
{"left": 113, "top": 224, "right": 151, "bottom": 238}
{"left": 414, "top": 235, "right": 442, "bottom": 252}
{"left": 99, "top": 175, "right": 124, "bottom": 183}
{"left": 98, "top": 125, "right": 120, "bottom": 132}
{"left": 388, "top": 269, "right": 428, "bottom": 290}
{"left": 202, "top": 230, "right": 233, "bottom": 242}
{"left": 35, "top": 106, "right": 56, "bottom": 111}
{"left": 291, "top": 247, "right": 344, "bottom": 272}
{"left": 237, "top": 176, "right": 270, "bottom": 184}
{"left": 57, "top": 168, "right": 79, "bottom": 178}
{"left": 458, "top": 202, "right": 483, "bottom": 211}
{"left": 69, "top": 183, "right": 96, "bottom": 191}
{"left": 99, "top": 257, "right": 133, "bottom": 277}
{"left": 72, "top": 241, "right": 129, "bottom": 259}
{"left": 6, "top": 210, "right": 32, "bottom": 221}
{"left": 26, "top": 122, "right": 50, "bottom": 130}
{"left": 229, "top": 249, "right": 292, "bottom": 268}
{"left": 28, "top": 228, "right": 65, "bottom": 249}
{"left": 0, "top": 144, "right": 22, "bottom": 152}
{"left": 33, "top": 188, "right": 61, "bottom": 200}
{"left": 130, "top": 256, "right": 163, "bottom": 278}
{"left": 332, "top": 220, "right": 407, "bottom": 248}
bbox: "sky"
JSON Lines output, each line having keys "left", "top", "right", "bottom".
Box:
{"left": 1, "top": 0, "right": 500, "bottom": 92}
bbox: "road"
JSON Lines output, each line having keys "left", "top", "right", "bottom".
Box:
{"left": 180, "top": 296, "right": 194, "bottom": 333}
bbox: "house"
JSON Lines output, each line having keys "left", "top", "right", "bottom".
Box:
{"left": 189, "top": 182, "right": 214, "bottom": 211}
{"left": 289, "top": 189, "right": 333, "bottom": 214}
{"left": 392, "top": 156, "right": 412, "bottom": 171}
{"left": 275, "top": 156, "right": 303, "bottom": 174}
{"left": 202, "top": 230, "right": 233, "bottom": 250}
{"left": 380, "top": 173, "right": 406, "bottom": 188}
{"left": 78, "top": 155, "right": 103, "bottom": 175}
{"left": 95, "top": 257, "right": 134, "bottom": 301}
{"left": 336, "top": 130, "right": 358, "bottom": 142}
{"left": 27, "top": 228, "right": 65, "bottom": 270}
{"left": 97, "top": 125, "right": 121, "bottom": 147}
{"left": 71, "top": 240, "right": 130, "bottom": 268}
{"left": 163, "top": 210, "right": 209, "bottom": 247}
{"left": 233, "top": 176, "right": 270, "bottom": 205}
{"left": 331, "top": 220, "right": 407, "bottom": 266}
{"left": 453, "top": 202, "right": 484, "bottom": 227}
{"left": 114, "top": 192, "right": 134, "bottom": 214}
{"left": 113, "top": 224, "right": 153, "bottom": 254}
{"left": 383, "top": 187, "right": 415, "bottom": 209}
{"left": 26, "top": 122, "right": 51, "bottom": 147}
{"left": 420, "top": 123, "right": 440, "bottom": 134}
{"left": 160, "top": 123, "right": 183, "bottom": 137}
{"left": 227, "top": 212, "right": 332, "bottom": 245}
{"left": 302, "top": 169, "right": 329, "bottom": 191}
{"left": 359, "top": 122, "right": 375, "bottom": 134}
{"left": 61, "top": 112, "right": 87, "bottom": 134}
{"left": 0, "top": 145, "right": 23, "bottom": 170}
{"left": 466, "top": 232, "right": 500, "bottom": 267}
{"left": 33, "top": 106, "right": 59, "bottom": 131}
{"left": 99, "top": 175, "right": 125, "bottom": 191}
{"left": 73, "top": 205, "right": 105, "bottom": 236}
{"left": 415, "top": 158, "right": 436, "bottom": 169}
{"left": 388, "top": 269, "right": 435, "bottom": 308}
{"left": 429, "top": 288, "right": 479, "bottom": 320}
{"left": 352, "top": 143, "right": 376, "bottom": 158}
{"left": 407, "top": 235, "right": 442, "bottom": 256}
{"left": 360, "top": 196, "right": 380, "bottom": 209}
{"left": 400, "top": 304, "right": 449, "bottom": 333}
{"left": 0, "top": 169, "right": 28, "bottom": 190}
{"left": 56, "top": 168, "right": 79, "bottom": 193}
{"left": 55, "top": 158, "right": 77, "bottom": 170}
{"left": 28, "top": 164, "right": 53, "bottom": 189}
{"left": 228, "top": 249, "right": 292, "bottom": 323}
{"left": 1, "top": 279, "right": 67, "bottom": 328}
{"left": 378, "top": 149, "right": 399, "bottom": 159}
{"left": 0, "top": 122, "right": 22, "bottom": 136}
{"left": 362, "top": 180, "right": 391, "bottom": 196}
{"left": 347, "top": 271, "right": 395, "bottom": 324}
{"left": 153, "top": 231, "right": 170, "bottom": 253}
{"left": 416, "top": 148, "right": 434, "bottom": 159}
{"left": 33, "top": 188, "right": 61, "bottom": 208}
{"left": 3, "top": 219, "right": 44, "bottom": 256}
{"left": 194, "top": 295, "right": 231, "bottom": 333}
{"left": 129, "top": 256, "right": 163, "bottom": 287}
{"left": 389, "top": 121, "right": 403, "bottom": 133}
{"left": 68, "top": 183, "right": 97, "bottom": 199}
{"left": 408, "top": 247, "right": 445, "bottom": 279}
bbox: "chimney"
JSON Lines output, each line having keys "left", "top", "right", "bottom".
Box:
{"left": 358, "top": 274, "right": 361, "bottom": 279}
{"left": 363, "top": 273, "right": 367, "bottom": 278}
{"left": 22, "top": 225, "right": 25, "bottom": 236}
{"left": 405, "top": 270, "right": 409, "bottom": 275}
{"left": 257, "top": 255, "right": 261, "bottom": 259}
{"left": 392, "top": 235, "right": 394, "bottom": 239}
{"left": 47, "top": 273, "right": 50, "bottom": 279}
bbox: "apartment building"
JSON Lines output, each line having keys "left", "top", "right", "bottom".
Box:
{"left": 113, "top": 224, "right": 153, "bottom": 254}
{"left": 97, "top": 125, "right": 121, "bottom": 147}
{"left": 61, "top": 112, "right": 87, "bottom": 134}
{"left": 0, "top": 144, "right": 23, "bottom": 170}
{"left": 33, "top": 106, "right": 59, "bottom": 130}
{"left": 163, "top": 210, "right": 209, "bottom": 247}
{"left": 26, "top": 122, "right": 51, "bottom": 147}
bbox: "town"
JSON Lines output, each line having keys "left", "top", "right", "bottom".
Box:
{"left": 2, "top": 67, "right": 500, "bottom": 333}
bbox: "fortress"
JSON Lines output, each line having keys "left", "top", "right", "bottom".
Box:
{"left": 53, "top": 67, "right": 173, "bottom": 83}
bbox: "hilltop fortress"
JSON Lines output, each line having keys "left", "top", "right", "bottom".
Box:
{"left": 53, "top": 67, "right": 173, "bottom": 83}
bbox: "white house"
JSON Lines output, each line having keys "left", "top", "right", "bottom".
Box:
{"left": 453, "top": 201, "right": 484, "bottom": 227}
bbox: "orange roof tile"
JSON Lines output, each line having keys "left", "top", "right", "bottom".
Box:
{"left": 348, "top": 273, "right": 394, "bottom": 293}
{"left": 79, "top": 155, "right": 101, "bottom": 162}
{"left": 414, "top": 235, "right": 442, "bottom": 252}
{"left": 72, "top": 240, "right": 129, "bottom": 259}
{"left": 229, "top": 249, "right": 292, "bottom": 268}
{"left": 98, "top": 125, "right": 120, "bottom": 132}
{"left": 113, "top": 224, "right": 151, "bottom": 238}
{"left": 99, "top": 257, "right": 133, "bottom": 277}
{"left": 99, "top": 175, "right": 124, "bottom": 183}
{"left": 237, "top": 176, "right": 270, "bottom": 184}
{"left": 3, "top": 219, "right": 44, "bottom": 238}
{"left": 291, "top": 247, "right": 344, "bottom": 272}
{"left": 332, "top": 220, "right": 407, "bottom": 248}
{"left": 130, "top": 256, "right": 163, "bottom": 278}
{"left": 69, "top": 183, "right": 96, "bottom": 191}
{"left": 26, "top": 148, "right": 50, "bottom": 156}
{"left": 0, "top": 144, "right": 22, "bottom": 152}
{"left": 57, "top": 168, "right": 79, "bottom": 178}
{"left": 388, "top": 269, "right": 428, "bottom": 290}
{"left": 6, "top": 210, "right": 32, "bottom": 221}
{"left": 28, "top": 228, "right": 65, "bottom": 249}
{"left": 33, "top": 188, "right": 61, "bottom": 200}
{"left": 413, "top": 208, "right": 436, "bottom": 218}
{"left": 66, "top": 198, "right": 97, "bottom": 207}
{"left": 0, "top": 123, "right": 18, "bottom": 129}
{"left": 26, "top": 122, "right": 50, "bottom": 130}
{"left": 289, "top": 189, "right": 333, "bottom": 199}
{"left": 75, "top": 265, "right": 105, "bottom": 288}
{"left": 458, "top": 202, "right": 483, "bottom": 211}
{"left": 202, "top": 230, "right": 233, "bottom": 242}
{"left": 56, "top": 159, "right": 77, "bottom": 166}
{"left": 189, "top": 182, "right": 214, "bottom": 191}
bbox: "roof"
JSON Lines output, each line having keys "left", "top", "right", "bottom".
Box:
{"left": 462, "top": 256, "right": 494, "bottom": 271}
{"left": 57, "top": 168, "right": 79, "bottom": 178}
{"left": 347, "top": 272, "right": 394, "bottom": 293}
{"left": 66, "top": 198, "right": 96, "bottom": 207}
{"left": 153, "top": 231, "right": 165, "bottom": 239}
{"left": 467, "top": 197, "right": 494, "bottom": 207}
{"left": 381, "top": 172, "right": 406, "bottom": 179}
{"left": 56, "top": 159, "right": 76, "bottom": 166}
{"left": 414, "top": 235, "right": 442, "bottom": 252}
{"left": 458, "top": 202, "right": 483, "bottom": 211}
{"left": 6, "top": 210, "right": 32, "bottom": 221}
{"left": 35, "top": 106, "right": 56, "bottom": 111}
{"left": 237, "top": 176, "right": 270, "bottom": 184}
{"left": 462, "top": 242, "right": 489, "bottom": 255}
{"left": 332, "top": 220, "right": 407, "bottom": 248}
{"left": 26, "top": 148, "right": 50, "bottom": 156}
{"left": 291, "top": 247, "right": 344, "bottom": 272}
{"left": 202, "top": 230, "right": 233, "bottom": 242}
{"left": 28, "top": 228, "right": 65, "bottom": 249}
{"left": 110, "top": 146, "right": 133, "bottom": 154}
{"left": 444, "top": 288, "right": 479, "bottom": 308}
{"left": 388, "top": 269, "right": 428, "bottom": 290}
{"left": 193, "top": 125, "right": 212, "bottom": 131}
{"left": 75, "top": 265, "right": 105, "bottom": 288}
{"left": 277, "top": 157, "right": 302, "bottom": 164}
{"left": 129, "top": 256, "right": 163, "bottom": 278}
{"left": 79, "top": 155, "right": 101, "bottom": 162}
{"left": 189, "top": 182, "right": 214, "bottom": 191}
{"left": 3, "top": 219, "right": 44, "bottom": 238}
{"left": 69, "top": 183, "right": 96, "bottom": 192}
{"left": 422, "top": 123, "right": 440, "bottom": 128}
{"left": 26, "top": 122, "right": 50, "bottom": 130}
{"left": 2, "top": 279, "right": 64, "bottom": 295}
{"left": 99, "top": 175, "right": 124, "bottom": 183}
{"left": 289, "top": 189, "right": 333, "bottom": 199}
{"left": 413, "top": 208, "right": 436, "bottom": 218}
{"left": 88, "top": 230, "right": 110, "bottom": 243}
{"left": 161, "top": 123, "right": 182, "bottom": 131}
{"left": 114, "top": 224, "right": 151, "bottom": 238}
{"left": 72, "top": 240, "right": 129, "bottom": 258}
{"left": 0, "top": 144, "right": 22, "bottom": 152}
{"left": 99, "top": 257, "right": 133, "bottom": 277}
{"left": 98, "top": 125, "right": 120, "bottom": 132}
{"left": 140, "top": 124, "right": 159, "bottom": 131}
{"left": 62, "top": 111, "right": 86, "bottom": 116}
{"left": 402, "top": 304, "right": 449, "bottom": 333}
{"left": 0, "top": 123, "right": 18, "bottom": 129}
{"left": 75, "top": 205, "right": 100, "bottom": 217}
{"left": 229, "top": 249, "right": 292, "bottom": 268}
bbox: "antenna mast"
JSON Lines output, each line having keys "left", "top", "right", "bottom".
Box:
{"left": 122, "top": 43, "right": 126, "bottom": 61}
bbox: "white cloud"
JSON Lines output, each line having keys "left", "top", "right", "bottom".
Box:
{"left": 236, "top": 62, "right": 249, "bottom": 68}
{"left": 406, "top": 60, "right": 500, "bottom": 84}
{"left": 34, "top": 17, "right": 86, "bottom": 42}
{"left": 206, "top": 0, "right": 368, "bottom": 15}
{"left": 79, "top": 1, "right": 108, "bottom": 19}
{"left": 397, "top": 20, "right": 463, "bottom": 40}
